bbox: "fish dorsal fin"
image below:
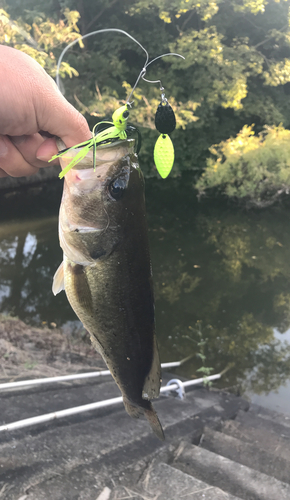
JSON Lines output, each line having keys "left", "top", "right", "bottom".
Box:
{"left": 52, "top": 261, "right": 65, "bottom": 296}
{"left": 142, "top": 336, "right": 162, "bottom": 400}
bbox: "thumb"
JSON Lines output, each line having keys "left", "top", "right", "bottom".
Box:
{"left": 34, "top": 84, "right": 91, "bottom": 148}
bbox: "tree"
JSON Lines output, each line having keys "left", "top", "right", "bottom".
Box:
{"left": 1, "top": 0, "right": 290, "bottom": 176}
{"left": 196, "top": 124, "right": 290, "bottom": 206}
{"left": 0, "top": 6, "right": 83, "bottom": 78}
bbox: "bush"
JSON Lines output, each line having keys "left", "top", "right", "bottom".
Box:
{"left": 196, "top": 125, "right": 290, "bottom": 207}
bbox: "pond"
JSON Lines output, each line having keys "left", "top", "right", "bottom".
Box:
{"left": 1, "top": 176, "right": 290, "bottom": 414}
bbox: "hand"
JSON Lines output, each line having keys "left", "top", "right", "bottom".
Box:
{"left": 0, "top": 45, "right": 91, "bottom": 178}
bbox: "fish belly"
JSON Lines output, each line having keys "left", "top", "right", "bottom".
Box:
{"left": 62, "top": 253, "right": 164, "bottom": 440}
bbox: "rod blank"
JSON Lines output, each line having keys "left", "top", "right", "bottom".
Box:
{"left": 0, "top": 373, "right": 221, "bottom": 432}
{"left": 0, "top": 361, "right": 185, "bottom": 391}
{"left": 0, "top": 370, "right": 111, "bottom": 390}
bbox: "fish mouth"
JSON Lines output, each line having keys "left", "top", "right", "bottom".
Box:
{"left": 59, "top": 139, "right": 135, "bottom": 196}
{"left": 57, "top": 138, "right": 135, "bottom": 172}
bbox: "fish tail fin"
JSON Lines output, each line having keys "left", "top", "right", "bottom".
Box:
{"left": 123, "top": 397, "right": 165, "bottom": 441}
{"left": 143, "top": 402, "right": 165, "bottom": 442}
{"left": 123, "top": 397, "right": 143, "bottom": 419}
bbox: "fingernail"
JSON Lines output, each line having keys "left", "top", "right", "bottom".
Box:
{"left": 0, "top": 137, "right": 8, "bottom": 157}
{"left": 10, "top": 135, "right": 27, "bottom": 146}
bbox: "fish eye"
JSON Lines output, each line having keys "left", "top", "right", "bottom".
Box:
{"left": 108, "top": 176, "right": 127, "bottom": 200}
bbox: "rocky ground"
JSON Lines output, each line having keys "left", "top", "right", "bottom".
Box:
{"left": 1, "top": 316, "right": 290, "bottom": 500}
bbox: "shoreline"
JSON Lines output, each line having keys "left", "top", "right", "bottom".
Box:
{"left": 0, "top": 164, "right": 60, "bottom": 191}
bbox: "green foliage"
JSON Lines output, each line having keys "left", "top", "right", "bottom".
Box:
{"left": 1, "top": 0, "right": 290, "bottom": 176}
{"left": 182, "top": 321, "right": 214, "bottom": 386}
{"left": 0, "top": 7, "right": 82, "bottom": 77}
{"left": 196, "top": 124, "right": 290, "bottom": 206}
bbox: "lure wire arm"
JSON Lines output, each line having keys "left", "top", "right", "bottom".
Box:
{"left": 56, "top": 28, "right": 150, "bottom": 90}
{"left": 126, "top": 67, "right": 147, "bottom": 105}
{"left": 56, "top": 27, "right": 184, "bottom": 103}
{"left": 126, "top": 53, "right": 185, "bottom": 103}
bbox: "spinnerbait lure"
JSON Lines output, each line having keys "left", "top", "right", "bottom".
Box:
{"left": 49, "top": 29, "right": 184, "bottom": 179}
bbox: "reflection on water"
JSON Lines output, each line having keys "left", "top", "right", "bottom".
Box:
{"left": 0, "top": 217, "right": 67, "bottom": 324}
{"left": 1, "top": 178, "right": 290, "bottom": 407}
{"left": 148, "top": 179, "right": 290, "bottom": 403}
{"left": 0, "top": 184, "right": 71, "bottom": 325}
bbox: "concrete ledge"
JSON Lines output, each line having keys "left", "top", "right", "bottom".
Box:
{"left": 201, "top": 426, "right": 290, "bottom": 484}
{"left": 113, "top": 462, "right": 243, "bottom": 500}
{"left": 174, "top": 442, "right": 290, "bottom": 500}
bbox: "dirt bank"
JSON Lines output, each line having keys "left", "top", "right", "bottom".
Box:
{"left": 0, "top": 314, "right": 105, "bottom": 383}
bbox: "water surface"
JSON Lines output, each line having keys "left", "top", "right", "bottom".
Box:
{"left": 1, "top": 178, "right": 290, "bottom": 412}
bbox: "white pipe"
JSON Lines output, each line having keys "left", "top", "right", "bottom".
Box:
{"left": 0, "top": 373, "right": 221, "bottom": 432}
{"left": 0, "top": 370, "right": 111, "bottom": 390}
{"left": 160, "top": 361, "right": 183, "bottom": 368}
{"left": 0, "top": 396, "right": 123, "bottom": 432}
{"left": 0, "top": 361, "right": 184, "bottom": 391}
{"left": 179, "top": 374, "right": 221, "bottom": 387}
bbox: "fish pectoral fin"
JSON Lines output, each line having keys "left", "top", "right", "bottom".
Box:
{"left": 52, "top": 262, "right": 65, "bottom": 296}
{"left": 142, "top": 336, "right": 162, "bottom": 400}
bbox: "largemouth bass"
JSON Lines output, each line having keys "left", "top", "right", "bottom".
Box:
{"left": 52, "top": 139, "right": 164, "bottom": 440}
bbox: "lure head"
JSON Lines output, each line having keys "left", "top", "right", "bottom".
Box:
{"left": 112, "top": 104, "right": 130, "bottom": 131}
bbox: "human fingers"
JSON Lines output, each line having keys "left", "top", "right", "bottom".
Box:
{"left": 0, "top": 135, "right": 39, "bottom": 177}
{"left": 36, "top": 137, "right": 60, "bottom": 162}
{"left": 33, "top": 81, "right": 91, "bottom": 148}
{"left": 9, "top": 133, "right": 59, "bottom": 169}
{"left": 0, "top": 46, "right": 91, "bottom": 148}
